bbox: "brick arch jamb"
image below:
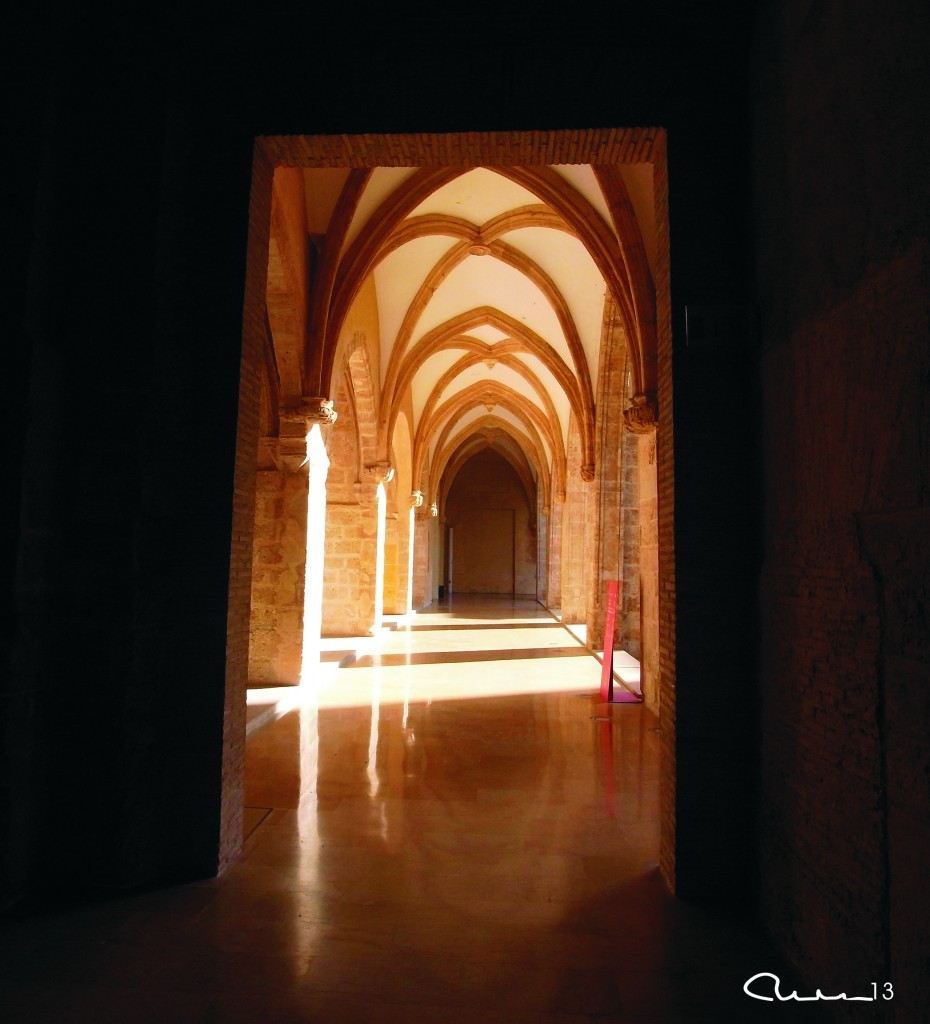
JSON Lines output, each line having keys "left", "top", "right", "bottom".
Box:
{"left": 592, "top": 164, "right": 656, "bottom": 407}
{"left": 331, "top": 360, "right": 363, "bottom": 483}
{"left": 415, "top": 385, "right": 564, "bottom": 499}
{"left": 303, "top": 168, "right": 372, "bottom": 397}
{"left": 267, "top": 171, "right": 310, "bottom": 400}
{"left": 389, "top": 407, "right": 414, "bottom": 516}
{"left": 437, "top": 432, "right": 540, "bottom": 519}
{"left": 329, "top": 335, "right": 379, "bottom": 481}
{"left": 259, "top": 307, "right": 280, "bottom": 439}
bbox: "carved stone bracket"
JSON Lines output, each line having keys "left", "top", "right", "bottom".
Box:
{"left": 581, "top": 463, "right": 596, "bottom": 482}
{"left": 273, "top": 396, "right": 338, "bottom": 472}
{"left": 270, "top": 436, "right": 310, "bottom": 474}
{"left": 300, "top": 396, "right": 338, "bottom": 426}
{"left": 429, "top": 502, "right": 439, "bottom": 517}
{"left": 257, "top": 435, "right": 279, "bottom": 470}
{"left": 555, "top": 491, "right": 566, "bottom": 504}
{"left": 279, "top": 397, "right": 338, "bottom": 433}
{"left": 365, "top": 461, "right": 395, "bottom": 485}
{"left": 410, "top": 490, "right": 424, "bottom": 509}
{"left": 623, "top": 393, "right": 658, "bottom": 434}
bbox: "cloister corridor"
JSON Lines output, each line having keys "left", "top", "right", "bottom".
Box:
{"left": 2, "top": 598, "right": 817, "bottom": 1022}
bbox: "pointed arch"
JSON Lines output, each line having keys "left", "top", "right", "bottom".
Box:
{"left": 414, "top": 381, "right": 566, "bottom": 497}
{"left": 438, "top": 432, "right": 539, "bottom": 517}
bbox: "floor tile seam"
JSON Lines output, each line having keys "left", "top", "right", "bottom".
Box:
{"left": 196, "top": 877, "right": 616, "bottom": 907}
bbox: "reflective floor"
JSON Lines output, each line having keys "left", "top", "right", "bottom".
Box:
{"left": 1, "top": 597, "right": 821, "bottom": 1022}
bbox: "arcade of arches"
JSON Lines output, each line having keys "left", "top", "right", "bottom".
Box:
{"left": 242, "top": 132, "right": 667, "bottom": 730}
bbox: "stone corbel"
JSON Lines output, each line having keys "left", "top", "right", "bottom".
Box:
{"left": 273, "top": 397, "right": 338, "bottom": 472}
{"left": 365, "top": 461, "right": 395, "bottom": 485}
{"left": 300, "top": 396, "right": 338, "bottom": 426}
{"left": 257, "top": 435, "right": 279, "bottom": 470}
{"left": 410, "top": 490, "right": 424, "bottom": 509}
{"left": 623, "top": 393, "right": 658, "bottom": 434}
{"left": 555, "top": 491, "right": 566, "bottom": 504}
{"left": 581, "top": 463, "right": 596, "bottom": 482}
{"left": 270, "top": 435, "right": 310, "bottom": 474}
{"left": 278, "top": 397, "right": 338, "bottom": 434}
{"left": 429, "top": 502, "right": 439, "bottom": 517}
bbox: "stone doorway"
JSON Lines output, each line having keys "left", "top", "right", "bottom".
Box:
{"left": 232, "top": 128, "right": 672, "bottom": 885}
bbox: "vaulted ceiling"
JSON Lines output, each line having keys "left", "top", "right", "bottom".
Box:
{"left": 264, "top": 144, "right": 658, "bottom": 508}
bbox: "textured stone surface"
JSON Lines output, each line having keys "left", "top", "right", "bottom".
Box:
{"left": 752, "top": 0, "right": 930, "bottom": 1015}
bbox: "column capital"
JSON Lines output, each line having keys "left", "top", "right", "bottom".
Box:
{"left": 623, "top": 393, "right": 657, "bottom": 434}
{"left": 410, "top": 490, "right": 424, "bottom": 509}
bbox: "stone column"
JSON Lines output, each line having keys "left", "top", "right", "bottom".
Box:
{"left": 536, "top": 501, "right": 549, "bottom": 604}
{"left": 560, "top": 428, "right": 594, "bottom": 625}
{"left": 247, "top": 399, "right": 335, "bottom": 686}
{"left": 411, "top": 493, "right": 432, "bottom": 608}
{"left": 365, "top": 462, "right": 394, "bottom": 634}
{"left": 547, "top": 493, "right": 564, "bottom": 612}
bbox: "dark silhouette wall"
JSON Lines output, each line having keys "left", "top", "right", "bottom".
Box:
{"left": 6, "top": 2, "right": 927, "bottom": 1009}
{"left": 751, "top": 1, "right": 930, "bottom": 1014}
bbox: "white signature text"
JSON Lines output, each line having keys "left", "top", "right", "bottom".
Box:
{"left": 743, "top": 973, "right": 894, "bottom": 1002}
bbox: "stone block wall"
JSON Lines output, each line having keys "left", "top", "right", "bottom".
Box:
{"left": 546, "top": 500, "right": 563, "bottom": 611}
{"left": 322, "top": 503, "right": 378, "bottom": 636}
{"left": 248, "top": 468, "right": 307, "bottom": 684}
{"left": 560, "top": 419, "right": 593, "bottom": 624}
{"left": 412, "top": 514, "right": 433, "bottom": 608}
{"left": 381, "top": 512, "right": 401, "bottom": 614}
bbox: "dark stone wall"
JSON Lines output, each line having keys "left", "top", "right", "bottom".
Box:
{"left": 751, "top": 0, "right": 930, "bottom": 1015}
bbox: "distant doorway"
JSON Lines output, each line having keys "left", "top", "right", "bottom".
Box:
{"left": 454, "top": 509, "right": 515, "bottom": 594}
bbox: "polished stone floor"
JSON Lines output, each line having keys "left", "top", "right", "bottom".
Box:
{"left": 1, "top": 597, "right": 822, "bottom": 1022}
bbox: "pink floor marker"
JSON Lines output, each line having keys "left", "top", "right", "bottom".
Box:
{"left": 600, "top": 581, "right": 619, "bottom": 702}
{"left": 600, "top": 580, "right": 643, "bottom": 704}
